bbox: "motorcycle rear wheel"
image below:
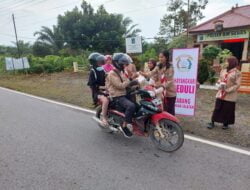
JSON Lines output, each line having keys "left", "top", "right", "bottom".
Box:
{"left": 150, "top": 119, "right": 184, "bottom": 152}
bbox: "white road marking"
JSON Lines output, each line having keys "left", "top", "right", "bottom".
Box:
{"left": 1, "top": 86, "right": 249, "bottom": 156}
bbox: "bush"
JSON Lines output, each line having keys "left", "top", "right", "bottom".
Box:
{"left": 137, "top": 48, "right": 157, "bottom": 63}
{"left": 202, "top": 45, "right": 221, "bottom": 63}
{"left": 217, "top": 49, "right": 232, "bottom": 64}
{"left": 29, "top": 64, "right": 44, "bottom": 74}
{"left": 0, "top": 56, "right": 5, "bottom": 73}
{"left": 167, "top": 35, "right": 192, "bottom": 50}
{"left": 198, "top": 59, "right": 209, "bottom": 84}
{"left": 208, "top": 70, "right": 217, "bottom": 85}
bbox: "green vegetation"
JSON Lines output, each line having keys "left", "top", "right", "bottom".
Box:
{"left": 158, "top": 0, "right": 208, "bottom": 43}
{"left": 0, "top": 54, "right": 89, "bottom": 74}
{"left": 0, "top": 56, "right": 5, "bottom": 73}
{"left": 198, "top": 59, "right": 209, "bottom": 84}
{"left": 202, "top": 45, "right": 222, "bottom": 63}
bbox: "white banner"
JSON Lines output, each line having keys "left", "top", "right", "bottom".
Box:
{"left": 172, "top": 48, "right": 199, "bottom": 116}
{"left": 126, "top": 36, "right": 142, "bottom": 54}
{"left": 5, "top": 57, "right": 30, "bottom": 71}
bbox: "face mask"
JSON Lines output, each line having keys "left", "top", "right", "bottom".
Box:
{"left": 96, "top": 66, "right": 104, "bottom": 71}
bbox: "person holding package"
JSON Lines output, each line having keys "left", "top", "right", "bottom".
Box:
{"left": 207, "top": 56, "right": 241, "bottom": 130}
{"left": 140, "top": 50, "right": 177, "bottom": 115}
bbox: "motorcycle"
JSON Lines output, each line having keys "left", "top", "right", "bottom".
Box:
{"left": 92, "top": 86, "right": 184, "bottom": 152}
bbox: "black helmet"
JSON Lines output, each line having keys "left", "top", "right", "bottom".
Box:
{"left": 88, "top": 52, "right": 105, "bottom": 68}
{"left": 112, "top": 53, "right": 132, "bottom": 71}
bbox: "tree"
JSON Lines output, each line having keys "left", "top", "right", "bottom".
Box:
{"left": 159, "top": 0, "right": 208, "bottom": 40}
{"left": 34, "top": 26, "right": 64, "bottom": 54}
{"left": 12, "top": 40, "right": 32, "bottom": 55}
{"left": 122, "top": 17, "right": 141, "bottom": 38}
{"left": 0, "top": 41, "right": 32, "bottom": 57}
{"left": 57, "top": 1, "right": 140, "bottom": 53}
{"left": 167, "top": 35, "right": 192, "bottom": 49}
{"left": 32, "top": 41, "right": 53, "bottom": 57}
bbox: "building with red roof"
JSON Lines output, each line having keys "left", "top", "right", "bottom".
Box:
{"left": 189, "top": 4, "right": 250, "bottom": 62}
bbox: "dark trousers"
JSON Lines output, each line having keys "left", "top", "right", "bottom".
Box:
{"left": 115, "top": 96, "right": 135, "bottom": 123}
{"left": 163, "top": 96, "right": 176, "bottom": 116}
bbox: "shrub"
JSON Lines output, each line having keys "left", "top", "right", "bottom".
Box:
{"left": 1, "top": 53, "right": 91, "bottom": 74}
{"left": 203, "top": 45, "right": 221, "bottom": 63}
{"left": 28, "top": 64, "right": 44, "bottom": 74}
{"left": 0, "top": 56, "right": 5, "bottom": 73}
{"left": 198, "top": 59, "right": 209, "bottom": 84}
{"left": 217, "top": 49, "right": 232, "bottom": 64}
{"left": 137, "top": 48, "right": 157, "bottom": 63}
{"left": 167, "top": 35, "right": 192, "bottom": 50}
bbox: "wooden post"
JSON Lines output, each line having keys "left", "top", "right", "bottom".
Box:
{"left": 73, "top": 62, "right": 78, "bottom": 72}
{"left": 242, "top": 39, "right": 249, "bottom": 61}
{"left": 199, "top": 43, "right": 203, "bottom": 57}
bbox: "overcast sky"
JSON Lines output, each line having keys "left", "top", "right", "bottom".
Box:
{"left": 0, "top": 0, "right": 249, "bottom": 46}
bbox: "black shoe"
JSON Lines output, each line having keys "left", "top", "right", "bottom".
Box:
{"left": 222, "top": 125, "right": 229, "bottom": 130}
{"left": 120, "top": 127, "right": 133, "bottom": 138}
{"left": 207, "top": 122, "right": 215, "bottom": 129}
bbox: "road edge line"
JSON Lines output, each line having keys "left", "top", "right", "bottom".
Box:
{"left": 0, "top": 86, "right": 249, "bottom": 156}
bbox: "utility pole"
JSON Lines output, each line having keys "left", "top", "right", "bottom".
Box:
{"left": 186, "top": 0, "right": 190, "bottom": 47}
{"left": 12, "top": 13, "right": 25, "bottom": 71}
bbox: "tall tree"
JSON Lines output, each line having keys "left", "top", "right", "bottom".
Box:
{"left": 57, "top": 0, "right": 141, "bottom": 53}
{"left": 34, "top": 26, "right": 64, "bottom": 54}
{"left": 122, "top": 17, "right": 141, "bottom": 38}
{"left": 159, "top": 0, "right": 208, "bottom": 39}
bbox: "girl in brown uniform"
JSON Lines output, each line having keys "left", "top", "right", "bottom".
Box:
{"left": 207, "top": 56, "right": 241, "bottom": 130}
{"left": 141, "top": 50, "right": 177, "bottom": 115}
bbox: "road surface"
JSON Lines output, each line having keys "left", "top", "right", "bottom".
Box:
{"left": 0, "top": 88, "right": 249, "bottom": 190}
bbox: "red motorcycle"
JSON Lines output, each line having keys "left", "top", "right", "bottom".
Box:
{"left": 93, "top": 87, "right": 184, "bottom": 152}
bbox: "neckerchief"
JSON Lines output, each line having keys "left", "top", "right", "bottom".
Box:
{"left": 219, "top": 69, "right": 236, "bottom": 99}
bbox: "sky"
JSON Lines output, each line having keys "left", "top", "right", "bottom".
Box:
{"left": 0, "top": 0, "right": 249, "bottom": 46}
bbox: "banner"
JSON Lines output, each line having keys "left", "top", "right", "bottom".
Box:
{"left": 5, "top": 57, "right": 30, "bottom": 71}
{"left": 197, "top": 30, "right": 249, "bottom": 42}
{"left": 126, "top": 36, "right": 142, "bottom": 54}
{"left": 172, "top": 48, "right": 199, "bottom": 116}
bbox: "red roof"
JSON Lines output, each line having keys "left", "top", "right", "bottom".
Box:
{"left": 190, "top": 5, "right": 250, "bottom": 33}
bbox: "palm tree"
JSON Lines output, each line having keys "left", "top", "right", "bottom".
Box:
{"left": 34, "top": 26, "right": 64, "bottom": 53}
{"left": 122, "top": 17, "right": 141, "bottom": 38}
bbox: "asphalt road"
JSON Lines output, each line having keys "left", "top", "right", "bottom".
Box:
{"left": 0, "top": 88, "right": 249, "bottom": 190}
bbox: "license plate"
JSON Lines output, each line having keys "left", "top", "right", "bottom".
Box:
{"left": 152, "top": 99, "right": 162, "bottom": 106}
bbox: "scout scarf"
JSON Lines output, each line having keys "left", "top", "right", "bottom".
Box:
{"left": 219, "top": 69, "right": 235, "bottom": 99}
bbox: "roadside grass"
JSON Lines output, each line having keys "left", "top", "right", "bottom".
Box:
{"left": 0, "top": 72, "right": 249, "bottom": 147}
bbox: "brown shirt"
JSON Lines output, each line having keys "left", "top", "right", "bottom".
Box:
{"left": 147, "top": 64, "right": 177, "bottom": 97}
{"left": 216, "top": 68, "right": 241, "bottom": 102}
{"left": 106, "top": 70, "right": 130, "bottom": 97}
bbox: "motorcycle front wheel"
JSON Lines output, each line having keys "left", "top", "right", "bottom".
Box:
{"left": 150, "top": 119, "right": 184, "bottom": 152}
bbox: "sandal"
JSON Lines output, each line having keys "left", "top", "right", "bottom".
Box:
{"left": 100, "top": 115, "right": 109, "bottom": 127}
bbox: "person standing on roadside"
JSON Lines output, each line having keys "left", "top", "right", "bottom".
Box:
{"left": 140, "top": 50, "right": 177, "bottom": 115}
{"left": 207, "top": 56, "right": 241, "bottom": 130}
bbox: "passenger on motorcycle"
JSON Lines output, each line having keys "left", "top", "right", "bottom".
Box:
{"left": 87, "top": 52, "right": 109, "bottom": 126}
{"left": 106, "top": 53, "right": 139, "bottom": 138}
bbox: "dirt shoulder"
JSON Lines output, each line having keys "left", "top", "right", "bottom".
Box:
{"left": 0, "top": 72, "right": 249, "bottom": 148}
